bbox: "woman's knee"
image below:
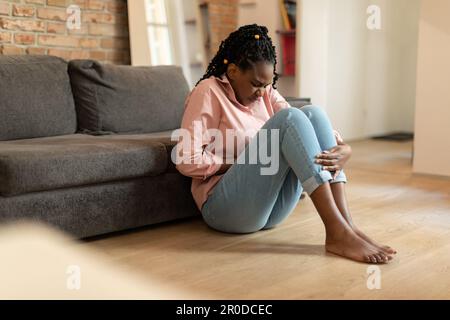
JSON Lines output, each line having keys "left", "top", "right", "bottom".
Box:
{"left": 273, "top": 107, "right": 310, "bottom": 126}
{"left": 299, "top": 105, "right": 328, "bottom": 122}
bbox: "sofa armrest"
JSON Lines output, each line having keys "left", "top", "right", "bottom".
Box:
{"left": 285, "top": 97, "right": 312, "bottom": 109}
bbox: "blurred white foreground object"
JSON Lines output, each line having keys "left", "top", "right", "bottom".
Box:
{"left": 0, "top": 222, "right": 204, "bottom": 300}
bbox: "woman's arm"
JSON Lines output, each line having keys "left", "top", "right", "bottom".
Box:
{"left": 174, "top": 83, "right": 224, "bottom": 180}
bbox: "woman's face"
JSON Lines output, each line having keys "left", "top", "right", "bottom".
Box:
{"left": 226, "top": 61, "right": 274, "bottom": 106}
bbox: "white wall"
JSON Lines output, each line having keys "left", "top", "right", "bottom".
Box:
{"left": 181, "top": 0, "right": 206, "bottom": 88}
{"left": 297, "top": 0, "right": 330, "bottom": 108}
{"left": 413, "top": 0, "right": 450, "bottom": 177}
{"left": 128, "top": 0, "right": 193, "bottom": 85}
{"left": 128, "top": 0, "right": 151, "bottom": 66}
{"left": 300, "top": 0, "right": 420, "bottom": 140}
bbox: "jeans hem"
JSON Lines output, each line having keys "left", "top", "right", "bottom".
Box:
{"left": 330, "top": 177, "right": 347, "bottom": 184}
{"left": 329, "top": 170, "right": 347, "bottom": 184}
{"left": 303, "top": 170, "right": 333, "bottom": 195}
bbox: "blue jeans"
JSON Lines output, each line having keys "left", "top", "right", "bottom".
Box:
{"left": 201, "top": 105, "right": 348, "bottom": 234}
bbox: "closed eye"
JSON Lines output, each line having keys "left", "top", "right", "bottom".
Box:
{"left": 252, "top": 81, "right": 271, "bottom": 88}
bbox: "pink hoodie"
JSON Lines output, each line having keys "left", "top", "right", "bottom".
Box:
{"left": 174, "top": 73, "right": 290, "bottom": 211}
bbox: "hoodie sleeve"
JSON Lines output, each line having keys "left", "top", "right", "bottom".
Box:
{"left": 174, "top": 83, "right": 223, "bottom": 180}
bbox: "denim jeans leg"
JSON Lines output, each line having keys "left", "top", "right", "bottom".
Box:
{"left": 300, "top": 105, "right": 348, "bottom": 185}
{"left": 201, "top": 108, "right": 333, "bottom": 234}
{"left": 262, "top": 169, "right": 303, "bottom": 230}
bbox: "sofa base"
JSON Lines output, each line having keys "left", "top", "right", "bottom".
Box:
{"left": 0, "top": 173, "right": 199, "bottom": 239}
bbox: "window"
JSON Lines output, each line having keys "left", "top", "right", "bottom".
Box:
{"left": 145, "top": 0, "right": 174, "bottom": 65}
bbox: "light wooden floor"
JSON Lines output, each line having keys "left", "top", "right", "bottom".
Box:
{"left": 85, "top": 139, "right": 450, "bottom": 299}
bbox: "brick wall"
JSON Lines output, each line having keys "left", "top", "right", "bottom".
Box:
{"left": 0, "top": 0, "right": 130, "bottom": 65}
{"left": 204, "top": 0, "right": 238, "bottom": 61}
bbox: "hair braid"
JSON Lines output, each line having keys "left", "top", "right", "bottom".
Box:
{"left": 195, "top": 24, "right": 279, "bottom": 89}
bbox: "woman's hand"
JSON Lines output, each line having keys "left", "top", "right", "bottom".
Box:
{"left": 315, "top": 143, "right": 352, "bottom": 179}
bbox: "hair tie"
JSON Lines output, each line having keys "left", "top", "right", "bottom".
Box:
{"left": 254, "top": 34, "right": 260, "bottom": 40}
{"left": 223, "top": 59, "right": 228, "bottom": 64}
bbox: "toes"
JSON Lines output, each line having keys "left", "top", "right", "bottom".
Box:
{"left": 378, "top": 252, "right": 389, "bottom": 263}
{"left": 366, "top": 253, "right": 389, "bottom": 264}
{"left": 383, "top": 246, "right": 397, "bottom": 254}
{"left": 374, "top": 254, "right": 384, "bottom": 264}
{"left": 380, "top": 251, "right": 394, "bottom": 261}
{"left": 374, "top": 254, "right": 383, "bottom": 263}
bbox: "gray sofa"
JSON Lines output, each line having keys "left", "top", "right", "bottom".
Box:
{"left": 0, "top": 55, "right": 199, "bottom": 238}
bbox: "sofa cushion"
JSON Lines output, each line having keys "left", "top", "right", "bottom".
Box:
{"left": 0, "top": 133, "right": 170, "bottom": 196}
{"left": 68, "top": 60, "right": 189, "bottom": 135}
{"left": 0, "top": 55, "right": 77, "bottom": 141}
{"left": 96, "top": 130, "right": 179, "bottom": 173}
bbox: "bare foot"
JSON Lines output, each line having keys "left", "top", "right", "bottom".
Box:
{"left": 325, "top": 228, "right": 392, "bottom": 264}
{"left": 352, "top": 227, "right": 397, "bottom": 255}
{"left": 339, "top": 214, "right": 397, "bottom": 255}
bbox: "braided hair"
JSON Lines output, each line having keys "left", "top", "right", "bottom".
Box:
{"left": 195, "top": 24, "right": 279, "bottom": 89}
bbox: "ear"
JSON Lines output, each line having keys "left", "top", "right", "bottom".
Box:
{"left": 226, "top": 63, "right": 240, "bottom": 81}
